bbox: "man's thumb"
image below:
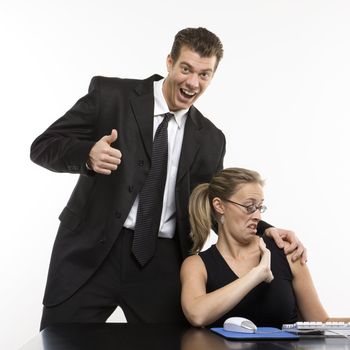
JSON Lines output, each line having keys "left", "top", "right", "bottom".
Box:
{"left": 104, "top": 129, "right": 118, "bottom": 144}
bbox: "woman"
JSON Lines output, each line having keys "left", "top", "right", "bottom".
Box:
{"left": 181, "top": 167, "right": 347, "bottom": 328}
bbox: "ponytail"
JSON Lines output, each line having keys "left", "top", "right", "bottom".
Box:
{"left": 189, "top": 183, "right": 213, "bottom": 253}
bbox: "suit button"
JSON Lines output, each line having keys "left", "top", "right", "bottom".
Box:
{"left": 114, "top": 211, "right": 121, "bottom": 218}
{"left": 137, "top": 160, "right": 144, "bottom": 167}
{"left": 128, "top": 185, "right": 134, "bottom": 193}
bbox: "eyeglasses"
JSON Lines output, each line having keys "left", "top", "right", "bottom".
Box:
{"left": 224, "top": 199, "right": 267, "bottom": 214}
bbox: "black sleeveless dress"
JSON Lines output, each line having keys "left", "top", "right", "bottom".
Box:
{"left": 199, "top": 236, "right": 298, "bottom": 328}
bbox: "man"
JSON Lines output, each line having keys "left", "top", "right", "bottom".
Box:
{"left": 31, "top": 27, "right": 305, "bottom": 330}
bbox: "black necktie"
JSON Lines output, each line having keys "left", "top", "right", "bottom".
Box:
{"left": 132, "top": 113, "right": 172, "bottom": 266}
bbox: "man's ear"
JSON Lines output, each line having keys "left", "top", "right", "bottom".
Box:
{"left": 212, "top": 197, "right": 225, "bottom": 215}
{"left": 166, "top": 54, "right": 173, "bottom": 73}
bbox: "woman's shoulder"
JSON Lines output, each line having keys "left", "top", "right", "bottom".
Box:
{"left": 182, "top": 245, "right": 217, "bottom": 273}
{"left": 263, "top": 235, "right": 284, "bottom": 254}
{"left": 181, "top": 253, "right": 207, "bottom": 279}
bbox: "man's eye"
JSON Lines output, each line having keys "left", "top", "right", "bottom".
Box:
{"left": 182, "top": 67, "right": 189, "bottom": 73}
{"left": 200, "top": 72, "right": 212, "bottom": 80}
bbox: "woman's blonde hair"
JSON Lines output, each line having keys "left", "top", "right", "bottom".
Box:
{"left": 189, "top": 167, "right": 264, "bottom": 253}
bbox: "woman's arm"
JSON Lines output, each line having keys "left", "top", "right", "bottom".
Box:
{"left": 180, "top": 239, "right": 273, "bottom": 327}
{"left": 287, "top": 255, "right": 328, "bottom": 321}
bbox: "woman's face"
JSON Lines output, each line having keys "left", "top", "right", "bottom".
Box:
{"left": 217, "top": 182, "right": 264, "bottom": 244}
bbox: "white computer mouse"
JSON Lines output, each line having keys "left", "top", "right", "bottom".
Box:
{"left": 223, "top": 316, "right": 257, "bottom": 333}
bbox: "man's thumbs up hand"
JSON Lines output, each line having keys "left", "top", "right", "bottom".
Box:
{"left": 88, "top": 129, "right": 122, "bottom": 175}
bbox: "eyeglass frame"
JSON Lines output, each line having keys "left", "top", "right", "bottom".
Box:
{"left": 223, "top": 199, "right": 267, "bottom": 214}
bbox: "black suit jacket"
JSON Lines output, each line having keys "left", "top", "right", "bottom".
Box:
{"left": 31, "top": 75, "right": 226, "bottom": 306}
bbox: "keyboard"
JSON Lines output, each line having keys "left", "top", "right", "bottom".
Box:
{"left": 282, "top": 321, "right": 350, "bottom": 335}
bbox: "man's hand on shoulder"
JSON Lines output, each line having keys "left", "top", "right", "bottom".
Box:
{"left": 265, "top": 227, "right": 307, "bottom": 264}
{"left": 87, "top": 129, "right": 122, "bottom": 175}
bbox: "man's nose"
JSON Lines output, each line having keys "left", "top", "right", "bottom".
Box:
{"left": 186, "top": 73, "right": 199, "bottom": 89}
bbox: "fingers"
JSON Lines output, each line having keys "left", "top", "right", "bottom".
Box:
{"left": 265, "top": 227, "right": 285, "bottom": 249}
{"left": 291, "top": 245, "right": 308, "bottom": 264}
{"left": 93, "top": 167, "right": 113, "bottom": 176}
{"left": 300, "top": 247, "right": 308, "bottom": 264}
{"left": 283, "top": 240, "right": 298, "bottom": 255}
{"left": 259, "top": 238, "right": 271, "bottom": 263}
{"left": 258, "top": 238, "right": 274, "bottom": 282}
{"left": 105, "top": 148, "right": 122, "bottom": 160}
{"left": 279, "top": 230, "right": 308, "bottom": 264}
{"left": 266, "top": 271, "right": 274, "bottom": 283}
{"left": 92, "top": 154, "right": 122, "bottom": 174}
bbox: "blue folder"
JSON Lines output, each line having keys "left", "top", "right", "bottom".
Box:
{"left": 211, "top": 327, "right": 299, "bottom": 340}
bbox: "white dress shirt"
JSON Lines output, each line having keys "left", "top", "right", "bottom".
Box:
{"left": 123, "top": 78, "right": 188, "bottom": 238}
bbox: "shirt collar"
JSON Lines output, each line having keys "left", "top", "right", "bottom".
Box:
{"left": 154, "top": 79, "right": 188, "bottom": 128}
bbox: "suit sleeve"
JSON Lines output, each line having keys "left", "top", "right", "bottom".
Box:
{"left": 216, "top": 130, "right": 226, "bottom": 172}
{"left": 30, "top": 77, "right": 100, "bottom": 175}
{"left": 257, "top": 220, "right": 273, "bottom": 235}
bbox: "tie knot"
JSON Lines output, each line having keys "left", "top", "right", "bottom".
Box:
{"left": 163, "top": 112, "right": 173, "bottom": 122}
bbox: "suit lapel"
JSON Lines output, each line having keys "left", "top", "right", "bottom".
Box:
{"left": 176, "top": 108, "right": 201, "bottom": 183}
{"left": 130, "top": 76, "right": 162, "bottom": 161}
{"left": 130, "top": 92, "right": 154, "bottom": 160}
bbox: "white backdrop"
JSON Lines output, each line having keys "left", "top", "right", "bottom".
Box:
{"left": 1, "top": 1, "right": 350, "bottom": 349}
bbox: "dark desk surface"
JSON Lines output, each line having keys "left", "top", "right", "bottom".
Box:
{"left": 19, "top": 323, "right": 350, "bottom": 350}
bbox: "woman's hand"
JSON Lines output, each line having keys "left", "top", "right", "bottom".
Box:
{"left": 256, "top": 238, "right": 274, "bottom": 283}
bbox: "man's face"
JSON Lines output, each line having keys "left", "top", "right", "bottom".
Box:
{"left": 163, "top": 46, "right": 217, "bottom": 111}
